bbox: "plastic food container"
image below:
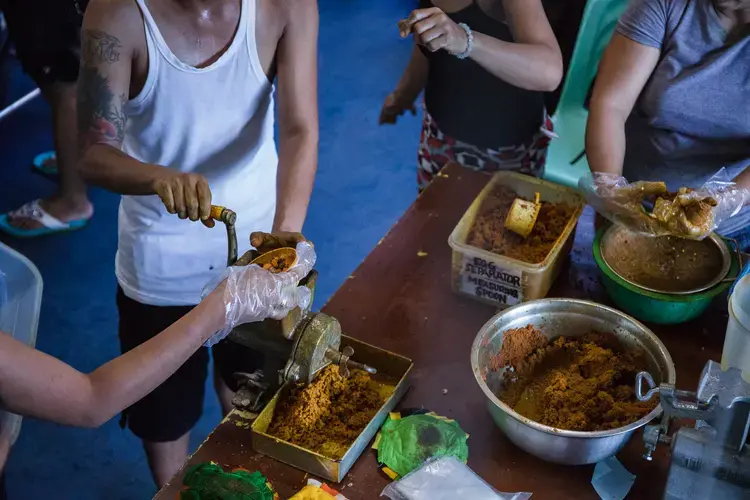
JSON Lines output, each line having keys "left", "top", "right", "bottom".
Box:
{"left": 0, "top": 243, "right": 43, "bottom": 444}
{"left": 449, "top": 172, "right": 584, "bottom": 308}
{"left": 723, "top": 275, "right": 750, "bottom": 382}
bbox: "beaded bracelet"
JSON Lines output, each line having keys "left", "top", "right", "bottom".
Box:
{"left": 456, "top": 23, "right": 474, "bottom": 59}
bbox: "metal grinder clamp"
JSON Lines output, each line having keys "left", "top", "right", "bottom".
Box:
{"left": 209, "top": 206, "right": 375, "bottom": 413}
{"left": 635, "top": 360, "right": 750, "bottom": 500}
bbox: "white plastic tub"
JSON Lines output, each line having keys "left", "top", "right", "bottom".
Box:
{"left": 723, "top": 275, "right": 750, "bottom": 382}
{"left": 0, "top": 242, "right": 43, "bottom": 444}
{"left": 448, "top": 172, "right": 584, "bottom": 309}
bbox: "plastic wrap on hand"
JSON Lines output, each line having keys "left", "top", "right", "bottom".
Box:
{"left": 671, "top": 168, "right": 750, "bottom": 229}
{"left": 380, "top": 456, "right": 532, "bottom": 500}
{"left": 579, "top": 169, "right": 750, "bottom": 239}
{"left": 201, "top": 241, "right": 316, "bottom": 347}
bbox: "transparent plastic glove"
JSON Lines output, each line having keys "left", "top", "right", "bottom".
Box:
{"left": 579, "top": 172, "right": 668, "bottom": 235}
{"left": 579, "top": 169, "right": 750, "bottom": 239}
{"left": 201, "top": 241, "right": 316, "bottom": 347}
{"left": 651, "top": 168, "right": 750, "bottom": 239}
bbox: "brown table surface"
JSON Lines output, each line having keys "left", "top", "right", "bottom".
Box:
{"left": 155, "top": 163, "right": 726, "bottom": 499}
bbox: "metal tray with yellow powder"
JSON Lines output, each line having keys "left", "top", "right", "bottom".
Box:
{"left": 251, "top": 335, "right": 413, "bottom": 483}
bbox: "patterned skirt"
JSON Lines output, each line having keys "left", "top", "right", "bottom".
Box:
{"left": 417, "top": 108, "right": 555, "bottom": 190}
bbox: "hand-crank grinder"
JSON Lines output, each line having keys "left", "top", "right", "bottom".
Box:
{"left": 636, "top": 360, "right": 750, "bottom": 499}
{"left": 210, "top": 206, "right": 376, "bottom": 413}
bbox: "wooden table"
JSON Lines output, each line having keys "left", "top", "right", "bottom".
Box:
{"left": 155, "top": 163, "right": 726, "bottom": 499}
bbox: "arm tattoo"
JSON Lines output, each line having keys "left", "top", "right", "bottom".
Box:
{"left": 82, "top": 30, "right": 122, "bottom": 65}
{"left": 77, "top": 29, "right": 128, "bottom": 150}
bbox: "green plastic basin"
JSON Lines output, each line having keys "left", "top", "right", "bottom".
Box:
{"left": 592, "top": 228, "right": 738, "bottom": 325}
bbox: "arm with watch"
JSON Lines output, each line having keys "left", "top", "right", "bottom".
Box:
{"left": 394, "top": 0, "right": 562, "bottom": 93}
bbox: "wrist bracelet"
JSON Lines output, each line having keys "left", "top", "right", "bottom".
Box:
{"left": 456, "top": 23, "right": 474, "bottom": 59}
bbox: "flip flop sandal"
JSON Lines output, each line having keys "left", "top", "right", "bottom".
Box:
{"left": 0, "top": 199, "right": 89, "bottom": 238}
{"left": 30, "top": 151, "right": 58, "bottom": 179}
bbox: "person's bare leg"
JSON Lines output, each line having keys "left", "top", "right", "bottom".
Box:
{"left": 9, "top": 81, "right": 93, "bottom": 229}
{"left": 213, "top": 368, "right": 235, "bottom": 416}
{"left": 143, "top": 433, "right": 191, "bottom": 489}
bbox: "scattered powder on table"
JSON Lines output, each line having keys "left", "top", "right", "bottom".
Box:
{"left": 493, "top": 326, "right": 658, "bottom": 432}
{"left": 267, "top": 365, "right": 392, "bottom": 459}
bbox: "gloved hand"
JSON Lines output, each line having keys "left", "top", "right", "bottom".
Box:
{"left": 202, "top": 241, "right": 316, "bottom": 347}
{"left": 579, "top": 172, "right": 668, "bottom": 234}
{"left": 650, "top": 187, "right": 718, "bottom": 238}
{"left": 580, "top": 169, "right": 750, "bottom": 239}
{"left": 651, "top": 180, "right": 750, "bottom": 239}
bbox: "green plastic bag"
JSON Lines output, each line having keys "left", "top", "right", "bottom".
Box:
{"left": 376, "top": 413, "right": 469, "bottom": 478}
{"left": 180, "top": 462, "right": 275, "bottom": 500}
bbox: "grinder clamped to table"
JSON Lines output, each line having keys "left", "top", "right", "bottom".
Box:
{"left": 209, "top": 207, "right": 412, "bottom": 483}
{"left": 635, "top": 360, "right": 750, "bottom": 499}
{"left": 209, "top": 206, "right": 378, "bottom": 413}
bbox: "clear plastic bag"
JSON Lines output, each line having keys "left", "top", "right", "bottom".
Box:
{"left": 201, "top": 241, "right": 316, "bottom": 347}
{"left": 578, "top": 169, "right": 750, "bottom": 239}
{"left": 380, "top": 456, "right": 532, "bottom": 500}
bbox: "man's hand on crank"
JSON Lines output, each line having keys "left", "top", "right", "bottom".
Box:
{"left": 153, "top": 171, "right": 215, "bottom": 228}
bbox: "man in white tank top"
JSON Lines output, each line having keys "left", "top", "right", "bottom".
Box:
{"left": 76, "top": 0, "right": 318, "bottom": 487}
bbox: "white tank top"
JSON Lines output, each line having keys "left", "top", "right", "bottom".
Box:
{"left": 116, "top": 0, "right": 277, "bottom": 306}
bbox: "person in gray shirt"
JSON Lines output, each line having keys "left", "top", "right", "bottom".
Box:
{"left": 586, "top": 0, "right": 750, "bottom": 247}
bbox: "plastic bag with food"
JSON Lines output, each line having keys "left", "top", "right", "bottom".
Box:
{"left": 578, "top": 169, "right": 750, "bottom": 239}
{"left": 380, "top": 456, "right": 532, "bottom": 500}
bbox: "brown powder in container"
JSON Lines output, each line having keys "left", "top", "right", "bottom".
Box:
{"left": 467, "top": 186, "right": 575, "bottom": 264}
{"left": 267, "top": 365, "right": 392, "bottom": 459}
{"left": 492, "top": 326, "right": 658, "bottom": 431}
{"left": 489, "top": 324, "right": 548, "bottom": 371}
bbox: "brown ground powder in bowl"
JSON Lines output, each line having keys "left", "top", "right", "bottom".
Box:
{"left": 467, "top": 186, "right": 575, "bottom": 264}
{"left": 489, "top": 324, "right": 548, "bottom": 371}
{"left": 494, "top": 326, "right": 658, "bottom": 431}
{"left": 267, "top": 365, "right": 392, "bottom": 459}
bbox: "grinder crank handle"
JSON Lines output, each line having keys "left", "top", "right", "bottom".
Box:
{"left": 326, "top": 346, "right": 377, "bottom": 377}
{"left": 636, "top": 371, "right": 717, "bottom": 419}
{"left": 210, "top": 205, "right": 238, "bottom": 267}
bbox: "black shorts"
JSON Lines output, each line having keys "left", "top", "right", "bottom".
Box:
{"left": 0, "top": 0, "right": 88, "bottom": 85}
{"left": 116, "top": 287, "right": 264, "bottom": 443}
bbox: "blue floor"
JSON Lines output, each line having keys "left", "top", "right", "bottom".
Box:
{"left": 0, "top": 1, "right": 419, "bottom": 497}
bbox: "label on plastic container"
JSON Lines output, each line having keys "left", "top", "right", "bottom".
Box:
{"left": 459, "top": 255, "right": 523, "bottom": 306}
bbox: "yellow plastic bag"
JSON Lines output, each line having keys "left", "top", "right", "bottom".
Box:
{"left": 289, "top": 485, "right": 335, "bottom": 500}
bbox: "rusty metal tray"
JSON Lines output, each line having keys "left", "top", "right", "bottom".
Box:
{"left": 250, "top": 335, "right": 413, "bottom": 483}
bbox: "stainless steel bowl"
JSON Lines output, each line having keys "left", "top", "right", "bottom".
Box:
{"left": 470, "top": 299, "right": 675, "bottom": 465}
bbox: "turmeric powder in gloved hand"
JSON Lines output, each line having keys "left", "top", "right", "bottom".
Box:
{"left": 580, "top": 169, "right": 750, "bottom": 240}
{"left": 651, "top": 187, "right": 718, "bottom": 238}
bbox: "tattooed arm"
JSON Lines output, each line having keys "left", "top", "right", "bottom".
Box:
{"left": 272, "top": 0, "right": 319, "bottom": 233}
{"left": 76, "top": 0, "right": 159, "bottom": 193}
{"left": 77, "top": 0, "right": 214, "bottom": 222}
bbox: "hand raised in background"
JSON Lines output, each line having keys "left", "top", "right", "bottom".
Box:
{"left": 398, "top": 8, "right": 469, "bottom": 55}
{"left": 379, "top": 91, "right": 417, "bottom": 125}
